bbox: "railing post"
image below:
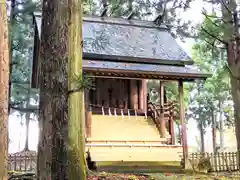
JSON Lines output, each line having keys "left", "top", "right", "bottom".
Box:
{"left": 86, "top": 106, "right": 92, "bottom": 138}
{"left": 170, "top": 111, "right": 175, "bottom": 145}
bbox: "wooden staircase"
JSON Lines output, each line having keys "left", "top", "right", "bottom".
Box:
{"left": 89, "top": 115, "right": 164, "bottom": 141}
{"left": 86, "top": 110, "right": 182, "bottom": 162}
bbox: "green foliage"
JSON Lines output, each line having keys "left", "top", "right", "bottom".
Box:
{"left": 148, "top": 80, "right": 190, "bottom": 115}
{"left": 9, "top": 0, "right": 40, "bottom": 115}
{"left": 70, "top": 74, "right": 95, "bottom": 93}
{"left": 188, "top": 14, "right": 233, "bottom": 135}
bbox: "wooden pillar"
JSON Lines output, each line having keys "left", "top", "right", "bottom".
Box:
{"left": 86, "top": 110, "right": 92, "bottom": 138}
{"left": 142, "top": 79, "right": 147, "bottom": 112}
{"left": 164, "top": 87, "right": 167, "bottom": 103}
{"left": 179, "top": 80, "right": 190, "bottom": 169}
{"left": 103, "top": 79, "right": 109, "bottom": 107}
{"left": 170, "top": 114, "right": 175, "bottom": 145}
{"left": 159, "top": 81, "right": 168, "bottom": 137}
{"left": 138, "top": 80, "right": 144, "bottom": 110}
{"left": 159, "top": 81, "right": 164, "bottom": 107}
{"left": 84, "top": 90, "right": 91, "bottom": 138}
{"left": 96, "top": 78, "right": 101, "bottom": 106}
{"left": 129, "top": 79, "right": 138, "bottom": 109}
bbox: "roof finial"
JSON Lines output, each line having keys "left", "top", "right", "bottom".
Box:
{"left": 153, "top": 5, "right": 166, "bottom": 26}
{"left": 100, "top": 6, "right": 108, "bottom": 17}
{"left": 127, "top": 11, "right": 134, "bottom": 20}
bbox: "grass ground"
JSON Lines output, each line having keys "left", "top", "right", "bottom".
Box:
{"left": 87, "top": 172, "right": 240, "bottom": 180}
{"left": 86, "top": 161, "right": 240, "bottom": 180}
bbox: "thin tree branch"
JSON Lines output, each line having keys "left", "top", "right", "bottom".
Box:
{"left": 202, "top": 11, "right": 220, "bottom": 28}
{"left": 201, "top": 26, "right": 227, "bottom": 45}
{"left": 221, "top": 0, "right": 232, "bottom": 14}
{"left": 204, "top": 39, "right": 226, "bottom": 50}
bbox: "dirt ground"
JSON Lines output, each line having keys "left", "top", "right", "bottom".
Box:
{"left": 87, "top": 172, "right": 240, "bottom": 180}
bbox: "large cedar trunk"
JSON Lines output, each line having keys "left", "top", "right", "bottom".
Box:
{"left": 230, "top": 76, "right": 240, "bottom": 152}
{"left": 221, "top": 0, "right": 240, "bottom": 164}
{"left": 37, "top": 0, "right": 87, "bottom": 179}
{"left": 37, "top": 0, "right": 69, "bottom": 179}
{"left": 0, "top": 1, "right": 10, "bottom": 179}
{"left": 68, "top": 0, "right": 87, "bottom": 179}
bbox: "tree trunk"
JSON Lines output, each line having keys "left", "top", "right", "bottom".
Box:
{"left": 0, "top": 1, "right": 10, "bottom": 179}
{"left": 68, "top": 0, "right": 87, "bottom": 179}
{"left": 8, "top": 0, "right": 16, "bottom": 114}
{"left": 24, "top": 112, "right": 30, "bottom": 151}
{"left": 221, "top": 0, "right": 240, "bottom": 164}
{"left": 37, "top": 0, "right": 87, "bottom": 179}
{"left": 24, "top": 49, "right": 32, "bottom": 151}
{"left": 230, "top": 75, "right": 240, "bottom": 156}
{"left": 37, "top": 0, "right": 69, "bottom": 179}
{"left": 219, "top": 100, "right": 224, "bottom": 149}
{"left": 199, "top": 122, "right": 205, "bottom": 153}
{"left": 212, "top": 109, "right": 217, "bottom": 153}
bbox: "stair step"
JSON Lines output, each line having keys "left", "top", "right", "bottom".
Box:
{"left": 87, "top": 146, "right": 183, "bottom": 162}
{"left": 90, "top": 115, "right": 165, "bottom": 142}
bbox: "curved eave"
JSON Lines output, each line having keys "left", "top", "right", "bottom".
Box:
{"left": 84, "top": 53, "right": 194, "bottom": 66}
{"left": 83, "top": 60, "right": 210, "bottom": 81}
{"left": 84, "top": 68, "right": 209, "bottom": 81}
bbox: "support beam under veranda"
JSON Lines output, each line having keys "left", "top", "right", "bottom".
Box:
{"left": 178, "top": 80, "right": 191, "bottom": 169}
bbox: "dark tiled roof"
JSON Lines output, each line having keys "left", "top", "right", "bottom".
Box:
{"left": 34, "top": 13, "right": 193, "bottom": 65}
{"left": 83, "top": 60, "right": 210, "bottom": 80}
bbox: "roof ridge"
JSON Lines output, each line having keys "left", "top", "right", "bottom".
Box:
{"left": 33, "top": 12, "right": 169, "bottom": 30}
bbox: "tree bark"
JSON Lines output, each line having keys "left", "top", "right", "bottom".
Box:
{"left": 221, "top": 0, "right": 240, "bottom": 164}
{"left": 199, "top": 122, "right": 205, "bottom": 153}
{"left": 219, "top": 100, "right": 224, "bottom": 149}
{"left": 24, "top": 112, "right": 30, "bottom": 151}
{"left": 212, "top": 109, "right": 217, "bottom": 153}
{"left": 0, "top": 1, "right": 10, "bottom": 179}
{"left": 230, "top": 75, "right": 240, "bottom": 153}
{"left": 37, "top": 0, "right": 87, "bottom": 179}
{"left": 68, "top": 0, "right": 87, "bottom": 179}
{"left": 24, "top": 57, "right": 32, "bottom": 151}
{"left": 37, "top": 0, "right": 69, "bottom": 179}
{"left": 8, "top": 0, "right": 16, "bottom": 114}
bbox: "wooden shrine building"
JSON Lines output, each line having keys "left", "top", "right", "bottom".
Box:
{"left": 31, "top": 12, "right": 209, "bottom": 167}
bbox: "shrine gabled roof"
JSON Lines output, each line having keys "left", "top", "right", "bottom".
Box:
{"left": 33, "top": 12, "right": 193, "bottom": 66}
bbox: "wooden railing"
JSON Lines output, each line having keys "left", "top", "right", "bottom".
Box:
{"left": 88, "top": 104, "right": 147, "bottom": 116}
{"left": 9, "top": 152, "right": 240, "bottom": 172}
{"left": 189, "top": 152, "right": 240, "bottom": 172}
{"left": 148, "top": 101, "right": 176, "bottom": 118}
{"left": 8, "top": 153, "right": 37, "bottom": 172}
{"left": 147, "top": 101, "right": 176, "bottom": 141}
